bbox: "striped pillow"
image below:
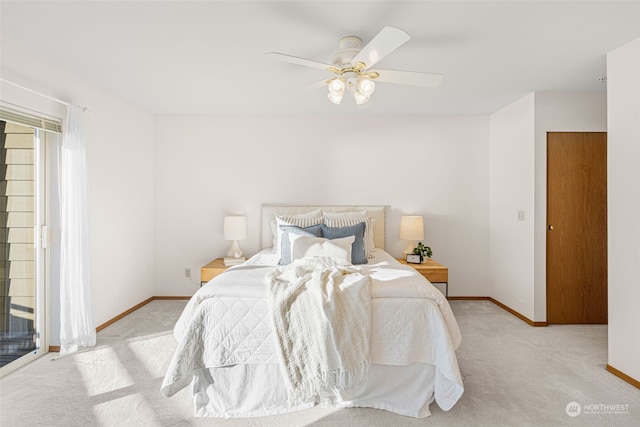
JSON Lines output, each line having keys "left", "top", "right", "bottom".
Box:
{"left": 323, "top": 216, "right": 375, "bottom": 258}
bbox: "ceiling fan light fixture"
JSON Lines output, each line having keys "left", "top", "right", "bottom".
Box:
{"left": 327, "top": 77, "right": 346, "bottom": 105}
{"left": 327, "top": 91, "right": 344, "bottom": 105}
{"left": 352, "top": 89, "right": 370, "bottom": 105}
{"left": 328, "top": 78, "right": 345, "bottom": 94}
{"left": 356, "top": 77, "right": 375, "bottom": 97}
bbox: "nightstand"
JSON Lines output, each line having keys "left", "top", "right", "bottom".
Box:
{"left": 200, "top": 258, "right": 230, "bottom": 285}
{"left": 397, "top": 258, "right": 449, "bottom": 298}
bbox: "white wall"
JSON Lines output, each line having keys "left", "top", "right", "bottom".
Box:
{"left": 1, "top": 50, "right": 155, "bottom": 344}
{"left": 607, "top": 37, "right": 640, "bottom": 382}
{"left": 489, "top": 94, "right": 536, "bottom": 319}
{"left": 153, "top": 115, "right": 490, "bottom": 297}
{"left": 489, "top": 92, "right": 607, "bottom": 321}
{"left": 84, "top": 93, "right": 155, "bottom": 331}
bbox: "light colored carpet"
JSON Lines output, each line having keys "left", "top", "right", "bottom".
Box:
{"left": 0, "top": 300, "right": 638, "bottom": 426}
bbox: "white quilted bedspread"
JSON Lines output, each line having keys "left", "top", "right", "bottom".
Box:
{"left": 161, "top": 250, "right": 463, "bottom": 411}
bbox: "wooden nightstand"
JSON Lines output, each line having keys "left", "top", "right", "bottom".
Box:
{"left": 397, "top": 258, "right": 449, "bottom": 297}
{"left": 200, "top": 258, "right": 230, "bottom": 285}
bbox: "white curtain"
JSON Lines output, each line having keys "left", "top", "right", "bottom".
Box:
{"left": 59, "top": 104, "right": 95, "bottom": 355}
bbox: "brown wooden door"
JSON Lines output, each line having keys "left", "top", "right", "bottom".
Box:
{"left": 547, "top": 132, "right": 607, "bottom": 324}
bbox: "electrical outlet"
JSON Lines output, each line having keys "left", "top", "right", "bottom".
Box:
{"left": 184, "top": 268, "right": 191, "bottom": 278}
{"left": 517, "top": 210, "right": 525, "bottom": 221}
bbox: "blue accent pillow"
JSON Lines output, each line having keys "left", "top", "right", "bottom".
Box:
{"left": 321, "top": 222, "right": 367, "bottom": 265}
{"left": 278, "top": 224, "right": 323, "bottom": 265}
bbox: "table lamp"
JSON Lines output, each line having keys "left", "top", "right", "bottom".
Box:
{"left": 400, "top": 215, "right": 424, "bottom": 255}
{"left": 223, "top": 215, "right": 247, "bottom": 259}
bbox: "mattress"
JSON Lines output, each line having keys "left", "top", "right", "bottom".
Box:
{"left": 161, "top": 249, "right": 464, "bottom": 417}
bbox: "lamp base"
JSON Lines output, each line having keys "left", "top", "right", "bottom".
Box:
{"left": 226, "top": 240, "right": 244, "bottom": 259}
{"left": 403, "top": 240, "right": 416, "bottom": 256}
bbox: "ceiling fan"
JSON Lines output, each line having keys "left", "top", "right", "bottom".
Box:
{"left": 266, "top": 26, "right": 443, "bottom": 106}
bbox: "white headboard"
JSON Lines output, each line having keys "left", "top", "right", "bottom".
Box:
{"left": 261, "top": 204, "right": 387, "bottom": 250}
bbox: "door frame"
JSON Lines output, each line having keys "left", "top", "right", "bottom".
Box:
{"left": 0, "top": 128, "right": 50, "bottom": 377}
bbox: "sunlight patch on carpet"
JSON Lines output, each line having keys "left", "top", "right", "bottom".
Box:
{"left": 127, "top": 333, "right": 175, "bottom": 378}
{"left": 73, "top": 346, "right": 134, "bottom": 396}
{"left": 93, "top": 393, "right": 158, "bottom": 425}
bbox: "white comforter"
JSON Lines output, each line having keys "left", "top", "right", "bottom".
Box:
{"left": 161, "top": 249, "right": 463, "bottom": 414}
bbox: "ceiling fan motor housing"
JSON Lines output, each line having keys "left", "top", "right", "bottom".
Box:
{"left": 329, "top": 36, "right": 362, "bottom": 67}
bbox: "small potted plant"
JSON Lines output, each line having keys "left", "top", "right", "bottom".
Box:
{"left": 412, "top": 242, "right": 433, "bottom": 262}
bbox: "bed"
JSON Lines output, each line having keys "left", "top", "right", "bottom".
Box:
{"left": 161, "top": 204, "right": 464, "bottom": 418}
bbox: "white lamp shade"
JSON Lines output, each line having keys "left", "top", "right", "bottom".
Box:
{"left": 400, "top": 216, "right": 424, "bottom": 241}
{"left": 327, "top": 91, "right": 344, "bottom": 105}
{"left": 352, "top": 89, "right": 370, "bottom": 105}
{"left": 223, "top": 216, "right": 247, "bottom": 240}
{"left": 329, "top": 78, "right": 345, "bottom": 93}
{"left": 356, "top": 78, "right": 375, "bottom": 97}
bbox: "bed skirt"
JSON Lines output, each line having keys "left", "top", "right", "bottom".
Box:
{"left": 191, "top": 362, "right": 440, "bottom": 418}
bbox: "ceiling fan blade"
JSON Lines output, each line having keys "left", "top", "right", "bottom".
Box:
{"left": 374, "top": 69, "right": 444, "bottom": 87}
{"left": 282, "top": 79, "right": 328, "bottom": 97}
{"left": 265, "top": 52, "right": 335, "bottom": 71}
{"left": 352, "top": 27, "right": 410, "bottom": 68}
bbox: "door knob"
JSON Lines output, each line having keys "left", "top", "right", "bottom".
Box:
{"left": 548, "top": 225, "right": 554, "bottom": 230}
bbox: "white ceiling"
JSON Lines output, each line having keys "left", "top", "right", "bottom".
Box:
{"left": 1, "top": 1, "right": 639, "bottom": 116}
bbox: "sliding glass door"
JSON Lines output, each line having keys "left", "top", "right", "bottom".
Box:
{"left": 0, "top": 119, "right": 47, "bottom": 373}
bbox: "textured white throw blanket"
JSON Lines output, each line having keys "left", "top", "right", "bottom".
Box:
{"left": 266, "top": 257, "right": 372, "bottom": 401}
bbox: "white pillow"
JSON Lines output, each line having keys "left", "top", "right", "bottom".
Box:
{"left": 270, "top": 220, "right": 278, "bottom": 248}
{"left": 323, "top": 216, "right": 375, "bottom": 258}
{"left": 290, "top": 234, "right": 354, "bottom": 264}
